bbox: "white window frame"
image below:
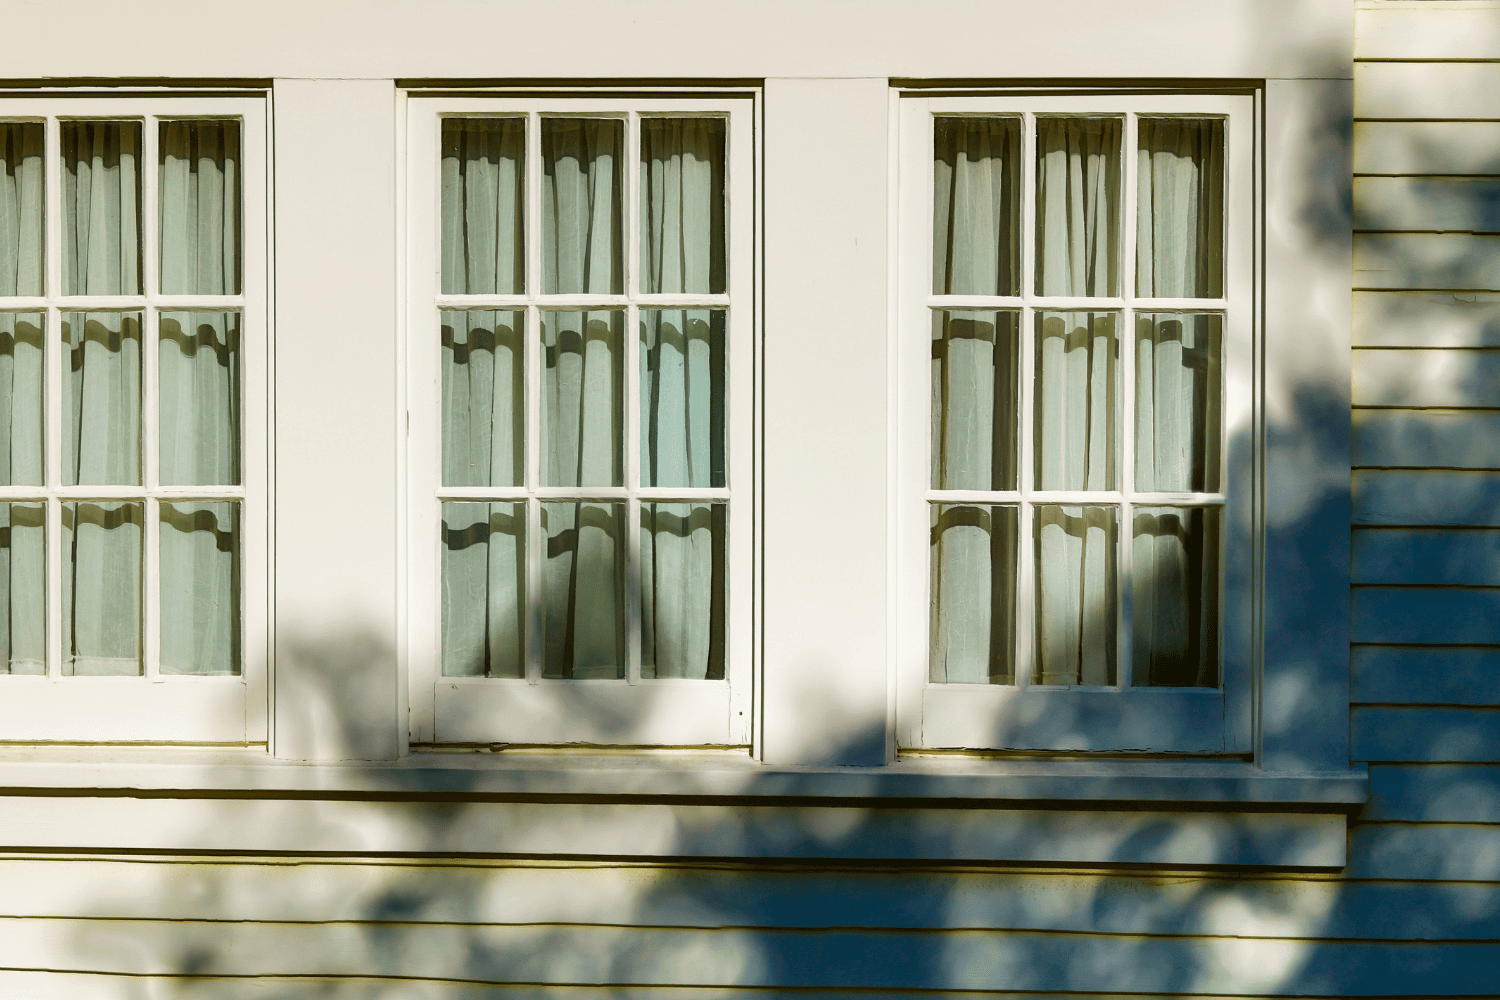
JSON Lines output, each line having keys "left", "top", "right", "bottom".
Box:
{"left": 896, "top": 91, "right": 1256, "bottom": 754}
{"left": 0, "top": 95, "right": 269, "bottom": 745}
{"left": 404, "top": 94, "right": 756, "bottom": 748}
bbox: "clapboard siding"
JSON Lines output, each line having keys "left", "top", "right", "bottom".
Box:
{"left": 1352, "top": 586, "right": 1500, "bottom": 643}
{"left": 1355, "top": 176, "right": 1500, "bottom": 232}
{"left": 1353, "top": 470, "right": 1500, "bottom": 524}
{"left": 1355, "top": 232, "right": 1500, "bottom": 289}
{"left": 1355, "top": 121, "right": 1500, "bottom": 175}
{"left": 1354, "top": 646, "right": 1500, "bottom": 705}
{"left": 1, "top": 858, "right": 1497, "bottom": 941}
{"left": 1352, "top": 409, "right": 1500, "bottom": 467}
{"left": 1354, "top": 291, "right": 1500, "bottom": 347}
{"left": 1352, "top": 528, "right": 1500, "bottom": 585}
{"left": 1356, "top": 61, "right": 1500, "bottom": 120}
{"left": 1359, "top": 5, "right": 1500, "bottom": 60}
{"left": 1353, "top": 706, "right": 1500, "bottom": 762}
{"left": 1354, "top": 348, "right": 1500, "bottom": 405}
{"left": 1347, "top": 821, "right": 1500, "bottom": 881}
{"left": 1368, "top": 764, "right": 1500, "bottom": 822}
{"left": 0, "top": 914, "right": 1496, "bottom": 995}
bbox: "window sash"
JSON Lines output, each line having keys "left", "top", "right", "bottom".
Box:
{"left": 897, "top": 92, "right": 1255, "bottom": 753}
{"left": 0, "top": 95, "right": 268, "bottom": 744}
{"left": 405, "top": 95, "right": 756, "bottom": 748}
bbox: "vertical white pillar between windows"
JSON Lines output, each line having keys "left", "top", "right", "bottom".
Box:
{"left": 761, "top": 78, "right": 890, "bottom": 766}
{"left": 272, "top": 79, "right": 401, "bottom": 761}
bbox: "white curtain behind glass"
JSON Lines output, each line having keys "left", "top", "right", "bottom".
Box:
{"left": 639, "top": 120, "right": 726, "bottom": 680}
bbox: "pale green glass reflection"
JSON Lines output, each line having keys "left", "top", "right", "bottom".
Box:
{"left": 931, "top": 310, "right": 1018, "bottom": 491}
{"left": 62, "top": 121, "right": 142, "bottom": 296}
{"left": 641, "top": 502, "right": 725, "bottom": 680}
{"left": 160, "top": 312, "right": 240, "bottom": 486}
{"left": 0, "top": 502, "right": 45, "bottom": 675}
{"left": 930, "top": 503, "right": 1017, "bottom": 685}
{"left": 63, "top": 312, "right": 141, "bottom": 487}
{"left": 0, "top": 313, "right": 43, "bottom": 486}
{"left": 63, "top": 501, "right": 142, "bottom": 676}
{"left": 640, "top": 309, "right": 724, "bottom": 489}
{"left": 541, "top": 501, "right": 624, "bottom": 679}
{"left": 1034, "top": 505, "right": 1116, "bottom": 686}
{"left": 160, "top": 501, "right": 239, "bottom": 676}
{"left": 443, "top": 310, "right": 523, "bottom": 488}
{"left": 542, "top": 310, "right": 622, "bottom": 487}
{"left": 442, "top": 502, "right": 524, "bottom": 679}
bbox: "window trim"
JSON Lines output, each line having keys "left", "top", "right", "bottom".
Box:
{"left": 0, "top": 94, "right": 269, "bottom": 745}
{"left": 402, "top": 93, "right": 758, "bottom": 749}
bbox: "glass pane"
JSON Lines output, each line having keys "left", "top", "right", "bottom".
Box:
{"left": 159, "top": 119, "right": 241, "bottom": 295}
{"left": 63, "top": 311, "right": 141, "bottom": 487}
{"left": 0, "top": 502, "right": 44, "bottom": 675}
{"left": 443, "top": 310, "right": 523, "bottom": 487}
{"left": 160, "top": 501, "right": 239, "bottom": 676}
{"left": 541, "top": 118, "right": 623, "bottom": 294}
{"left": 1035, "top": 117, "right": 1121, "bottom": 297}
{"left": 542, "top": 310, "right": 622, "bottom": 487}
{"left": 1137, "top": 118, "right": 1224, "bottom": 299}
{"left": 160, "top": 311, "right": 239, "bottom": 486}
{"left": 0, "top": 123, "right": 44, "bottom": 296}
{"left": 640, "top": 309, "right": 724, "bottom": 488}
{"left": 931, "top": 310, "right": 1018, "bottom": 491}
{"left": 541, "top": 500, "right": 624, "bottom": 679}
{"left": 0, "top": 313, "right": 43, "bottom": 486}
{"left": 1136, "top": 313, "right": 1222, "bottom": 492}
{"left": 62, "top": 121, "right": 141, "bottom": 296}
{"left": 930, "top": 503, "right": 1017, "bottom": 684}
{"left": 641, "top": 502, "right": 725, "bottom": 679}
{"left": 1035, "top": 505, "right": 1117, "bottom": 686}
{"left": 1132, "top": 506, "right": 1220, "bottom": 687}
{"left": 63, "top": 500, "right": 142, "bottom": 676}
{"left": 1035, "top": 312, "right": 1117, "bottom": 491}
{"left": 442, "top": 502, "right": 524, "bottom": 678}
{"left": 640, "top": 117, "right": 725, "bottom": 294}
{"left": 933, "top": 117, "right": 1020, "bottom": 296}
{"left": 442, "top": 118, "right": 524, "bottom": 295}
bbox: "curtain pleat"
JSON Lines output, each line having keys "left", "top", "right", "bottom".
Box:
{"left": 930, "top": 504, "right": 1016, "bottom": 684}
{"left": 0, "top": 123, "right": 43, "bottom": 297}
{"left": 0, "top": 502, "right": 44, "bottom": 675}
{"left": 159, "top": 501, "right": 238, "bottom": 675}
{"left": 640, "top": 118, "right": 724, "bottom": 295}
{"left": 442, "top": 503, "right": 524, "bottom": 678}
{"left": 1036, "top": 505, "right": 1116, "bottom": 685}
{"left": 1136, "top": 314, "right": 1221, "bottom": 493}
{"left": 931, "top": 310, "right": 1018, "bottom": 492}
{"left": 1132, "top": 507, "right": 1218, "bottom": 687}
{"left": 443, "top": 310, "right": 523, "bottom": 488}
{"left": 63, "top": 501, "right": 142, "bottom": 676}
{"left": 542, "top": 119, "right": 622, "bottom": 294}
{"left": 1136, "top": 119, "right": 1224, "bottom": 298}
{"left": 542, "top": 501, "right": 624, "bottom": 679}
{"left": 159, "top": 121, "right": 240, "bottom": 295}
{"left": 933, "top": 117, "right": 1020, "bottom": 296}
{"left": 642, "top": 502, "right": 724, "bottom": 679}
{"left": 442, "top": 118, "right": 524, "bottom": 296}
{"left": 1036, "top": 118, "right": 1120, "bottom": 297}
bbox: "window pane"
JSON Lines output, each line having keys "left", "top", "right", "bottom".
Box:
{"left": 542, "top": 309, "right": 622, "bottom": 487}
{"left": 1136, "top": 313, "right": 1222, "bottom": 492}
{"left": 541, "top": 118, "right": 622, "bottom": 295}
{"left": 933, "top": 117, "right": 1020, "bottom": 296}
{"left": 640, "top": 309, "right": 724, "bottom": 488}
{"left": 930, "top": 503, "right": 1017, "bottom": 684}
{"left": 1035, "top": 117, "right": 1121, "bottom": 297}
{"left": 640, "top": 117, "right": 725, "bottom": 294}
{"left": 641, "top": 502, "right": 725, "bottom": 680}
{"left": 61, "top": 121, "right": 141, "bottom": 296}
{"left": 442, "top": 501, "right": 524, "bottom": 679}
{"left": 931, "top": 310, "right": 1018, "bottom": 491}
{"left": 0, "top": 313, "right": 43, "bottom": 486}
{"left": 1035, "top": 311, "right": 1117, "bottom": 491}
{"left": 442, "top": 118, "right": 524, "bottom": 296}
{"left": 1137, "top": 118, "right": 1224, "bottom": 298}
{"left": 63, "top": 500, "right": 142, "bottom": 676}
{"left": 541, "top": 500, "right": 624, "bottom": 679}
{"left": 0, "top": 502, "right": 44, "bottom": 675}
{"left": 1132, "top": 506, "right": 1219, "bottom": 687}
{"left": 63, "top": 311, "right": 141, "bottom": 487}
{"left": 443, "top": 310, "right": 523, "bottom": 487}
{"left": 160, "top": 501, "right": 239, "bottom": 676}
{"left": 1035, "top": 505, "right": 1117, "bottom": 686}
{"left": 0, "top": 123, "right": 43, "bottom": 297}
{"left": 159, "top": 120, "right": 241, "bottom": 295}
{"left": 160, "top": 311, "right": 239, "bottom": 486}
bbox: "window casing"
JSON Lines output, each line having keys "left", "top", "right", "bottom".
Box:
{"left": 405, "top": 95, "right": 756, "bottom": 748}
{"left": 0, "top": 96, "right": 268, "bottom": 744}
{"left": 897, "top": 93, "right": 1255, "bottom": 754}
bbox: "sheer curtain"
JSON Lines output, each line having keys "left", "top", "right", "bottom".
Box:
{"left": 1032, "top": 118, "right": 1121, "bottom": 685}
{"left": 639, "top": 119, "right": 726, "bottom": 680}
{"left": 0, "top": 124, "right": 44, "bottom": 675}
{"left": 1132, "top": 117, "right": 1225, "bottom": 686}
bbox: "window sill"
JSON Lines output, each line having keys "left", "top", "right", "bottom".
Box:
{"left": 0, "top": 750, "right": 1364, "bottom": 870}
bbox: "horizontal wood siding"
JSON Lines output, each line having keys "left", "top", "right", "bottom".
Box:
{"left": 1347, "top": 11, "right": 1500, "bottom": 998}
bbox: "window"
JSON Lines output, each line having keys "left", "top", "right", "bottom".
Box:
{"left": 0, "top": 96, "right": 267, "bottom": 743}
{"left": 896, "top": 93, "right": 1254, "bottom": 753}
{"left": 405, "top": 95, "right": 755, "bottom": 747}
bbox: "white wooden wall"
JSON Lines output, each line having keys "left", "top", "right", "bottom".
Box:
{"left": 5, "top": 2, "right": 1498, "bottom": 996}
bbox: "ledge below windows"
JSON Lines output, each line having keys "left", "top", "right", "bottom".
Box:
{"left": 0, "top": 752, "right": 1366, "bottom": 870}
